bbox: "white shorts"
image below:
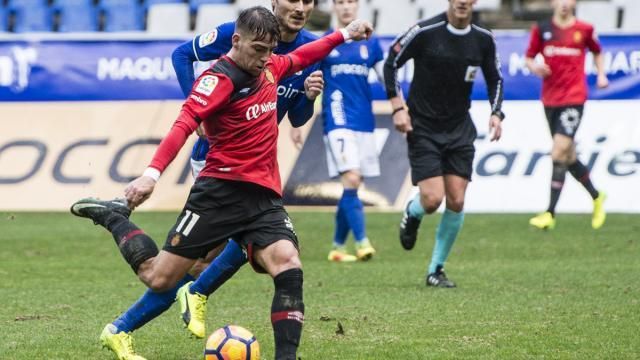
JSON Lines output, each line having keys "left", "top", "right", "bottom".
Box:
{"left": 323, "top": 128, "right": 381, "bottom": 178}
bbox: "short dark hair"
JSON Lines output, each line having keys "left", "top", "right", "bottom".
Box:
{"left": 236, "top": 6, "right": 281, "bottom": 43}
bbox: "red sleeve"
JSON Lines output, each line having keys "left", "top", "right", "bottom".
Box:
{"left": 148, "top": 111, "right": 199, "bottom": 173}
{"left": 148, "top": 71, "right": 233, "bottom": 173}
{"left": 525, "top": 25, "right": 542, "bottom": 58}
{"left": 585, "top": 26, "right": 602, "bottom": 54}
{"left": 272, "top": 31, "right": 345, "bottom": 80}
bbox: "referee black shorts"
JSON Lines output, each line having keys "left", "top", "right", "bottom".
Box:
{"left": 544, "top": 104, "right": 584, "bottom": 139}
{"left": 162, "top": 178, "right": 298, "bottom": 267}
{"left": 407, "top": 115, "right": 477, "bottom": 184}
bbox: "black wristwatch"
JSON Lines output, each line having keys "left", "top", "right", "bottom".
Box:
{"left": 491, "top": 110, "right": 505, "bottom": 121}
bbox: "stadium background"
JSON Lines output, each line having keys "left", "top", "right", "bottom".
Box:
{"left": 0, "top": 0, "right": 638, "bottom": 213}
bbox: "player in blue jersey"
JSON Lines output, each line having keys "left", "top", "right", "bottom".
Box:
{"left": 98, "top": 1, "right": 323, "bottom": 359}
{"left": 322, "top": 0, "right": 383, "bottom": 262}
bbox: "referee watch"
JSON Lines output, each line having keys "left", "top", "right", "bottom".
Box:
{"left": 491, "top": 110, "right": 505, "bottom": 121}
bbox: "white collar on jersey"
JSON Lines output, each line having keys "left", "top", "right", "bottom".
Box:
{"left": 446, "top": 23, "right": 471, "bottom": 35}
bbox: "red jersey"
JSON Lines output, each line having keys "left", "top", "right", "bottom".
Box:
{"left": 526, "top": 19, "right": 602, "bottom": 107}
{"left": 148, "top": 31, "right": 346, "bottom": 196}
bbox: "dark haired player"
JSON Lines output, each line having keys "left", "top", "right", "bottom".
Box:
{"left": 71, "top": 7, "right": 373, "bottom": 359}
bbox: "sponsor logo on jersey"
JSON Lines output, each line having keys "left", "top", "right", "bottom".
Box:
{"left": 264, "top": 68, "right": 275, "bottom": 84}
{"left": 329, "top": 90, "right": 346, "bottom": 126}
{"left": 195, "top": 75, "right": 218, "bottom": 96}
{"left": 190, "top": 94, "right": 208, "bottom": 106}
{"left": 246, "top": 101, "right": 277, "bottom": 120}
{"left": 277, "top": 83, "right": 302, "bottom": 99}
{"left": 331, "top": 63, "right": 369, "bottom": 77}
{"left": 198, "top": 30, "right": 218, "bottom": 48}
{"left": 360, "top": 45, "right": 369, "bottom": 60}
{"left": 543, "top": 45, "right": 581, "bottom": 57}
{"left": 465, "top": 66, "right": 479, "bottom": 82}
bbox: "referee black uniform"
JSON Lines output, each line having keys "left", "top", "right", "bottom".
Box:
{"left": 384, "top": 13, "right": 504, "bottom": 184}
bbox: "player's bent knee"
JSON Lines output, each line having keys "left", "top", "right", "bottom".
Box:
{"left": 446, "top": 198, "right": 465, "bottom": 212}
{"left": 270, "top": 247, "right": 302, "bottom": 276}
{"left": 422, "top": 195, "right": 444, "bottom": 214}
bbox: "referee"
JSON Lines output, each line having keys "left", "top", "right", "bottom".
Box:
{"left": 384, "top": 0, "right": 504, "bottom": 288}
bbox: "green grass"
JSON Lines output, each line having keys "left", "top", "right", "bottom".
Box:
{"left": 1, "top": 212, "right": 639, "bottom": 359}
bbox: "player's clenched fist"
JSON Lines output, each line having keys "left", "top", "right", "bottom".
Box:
{"left": 393, "top": 109, "right": 413, "bottom": 133}
{"left": 124, "top": 176, "right": 156, "bottom": 209}
{"left": 345, "top": 19, "right": 373, "bottom": 40}
{"left": 304, "top": 70, "right": 324, "bottom": 100}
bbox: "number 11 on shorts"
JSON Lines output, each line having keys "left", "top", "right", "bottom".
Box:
{"left": 176, "top": 210, "right": 200, "bottom": 236}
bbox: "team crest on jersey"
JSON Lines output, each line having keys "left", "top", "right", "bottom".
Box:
{"left": 360, "top": 45, "right": 369, "bottom": 60}
{"left": 199, "top": 30, "right": 218, "bottom": 48}
{"left": 264, "top": 68, "right": 275, "bottom": 84}
{"left": 573, "top": 31, "right": 583, "bottom": 43}
{"left": 329, "top": 49, "right": 340, "bottom": 57}
{"left": 464, "top": 66, "right": 479, "bottom": 82}
{"left": 195, "top": 75, "right": 218, "bottom": 96}
{"left": 543, "top": 31, "right": 552, "bottom": 41}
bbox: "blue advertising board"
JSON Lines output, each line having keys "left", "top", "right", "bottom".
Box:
{"left": 0, "top": 33, "right": 638, "bottom": 101}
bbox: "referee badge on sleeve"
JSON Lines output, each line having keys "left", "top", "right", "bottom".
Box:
{"left": 464, "top": 66, "right": 479, "bottom": 82}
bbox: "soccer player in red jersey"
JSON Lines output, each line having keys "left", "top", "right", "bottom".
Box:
{"left": 525, "top": 0, "right": 608, "bottom": 230}
{"left": 71, "top": 7, "right": 372, "bottom": 359}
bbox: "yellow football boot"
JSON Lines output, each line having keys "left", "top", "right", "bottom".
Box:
{"left": 327, "top": 247, "right": 358, "bottom": 262}
{"left": 176, "top": 281, "right": 207, "bottom": 338}
{"left": 355, "top": 238, "right": 376, "bottom": 261}
{"left": 99, "top": 324, "right": 147, "bottom": 360}
{"left": 529, "top": 211, "right": 556, "bottom": 230}
{"left": 592, "top": 192, "right": 607, "bottom": 229}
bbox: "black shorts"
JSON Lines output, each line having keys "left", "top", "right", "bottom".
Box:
{"left": 545, "top": 105, "right": 584, "bottom": 138}
{"left": 407, "top": 115, "right": 477, "bottom": 184}
{"left": 162, "top": 178, "right": 298, "bottom": 261}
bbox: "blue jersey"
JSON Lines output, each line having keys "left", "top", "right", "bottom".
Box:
{"left": 320, "top": 31, "right": 383, "bottom": 134}
{"left": 173, "top": 22, "right": 319, "bottom": 128}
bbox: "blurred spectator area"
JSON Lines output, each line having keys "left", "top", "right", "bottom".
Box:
{"left": 0, "top": 0, "right": 637, "bottom": 33}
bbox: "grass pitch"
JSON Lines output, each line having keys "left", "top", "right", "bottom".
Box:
{"left": 1, "top": 211, "right": 638, "bottom": 359}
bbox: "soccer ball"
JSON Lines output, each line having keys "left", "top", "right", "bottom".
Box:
{"left": 204, "top": 325, "right": 260, "bottom": 360}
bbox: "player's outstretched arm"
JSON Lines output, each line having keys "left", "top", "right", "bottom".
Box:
{"left": 284, "top": 20, "right": 373, "bottom": 77}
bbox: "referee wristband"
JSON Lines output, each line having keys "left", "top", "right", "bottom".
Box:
{"left": 391, "top": 107, "right": 406, "bottom": 116}
{"left": 143, "top": 167, "right": 161, "bottom": 182}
